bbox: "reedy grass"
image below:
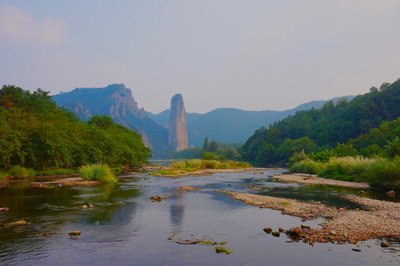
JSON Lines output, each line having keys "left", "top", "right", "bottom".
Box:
{"left": 8, "top": 166, "right": 36, "bottom": 179}
{"left": 152, "top": 159, "right": 251, "bottom": 176}
{"left": 291, "top": 156, "right": 400, "bottom": 190}
{"left": 79, "top": 163, "right": 117, "bottom": 183}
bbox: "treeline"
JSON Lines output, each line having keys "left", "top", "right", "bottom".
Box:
{"left": 169, "top": 137, "right": 241, "bottom": 161}
{"left": 0, "top": 85, "right": 150, "bottom": 171}
{"left": 240, "top": 79, "right": 400, "bottom": 165}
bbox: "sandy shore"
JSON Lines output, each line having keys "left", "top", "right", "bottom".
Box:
{"left": 271, "top": 173, "right": 370, "bottom": 189}
{"left": 219, "top": 190, "right": 400, "bottom": 244}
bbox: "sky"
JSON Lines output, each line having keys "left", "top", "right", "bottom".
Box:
{"left": 1, "top": 0, "right": 400, "bottom": 114}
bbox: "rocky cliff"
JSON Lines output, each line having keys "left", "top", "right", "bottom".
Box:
{"left": 168, "top": 94, "right": 188, "bottom": 151}
{"left": 52, "top": 84, "right": 169, "bottom": 157}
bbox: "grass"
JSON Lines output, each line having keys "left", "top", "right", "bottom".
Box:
{"left": 0, "top": 171, "right": 8, "bottom": 180}
{"left": 152, "top": 159, "right": 251, "bottom": 176}
{"left": 291, "top": 156, "right": 400, "bottom": 191}
{"left": 7, "top": 166, "right": 36, "bottom": 179}
{"left": 171, "top": 159, "right": 251, "bottom": 170}
{"left": 79, "top": 164, "right": 117, "bottom": 183}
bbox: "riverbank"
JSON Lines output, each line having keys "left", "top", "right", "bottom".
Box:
{"left": 272, "top": 173, "right": 370, "bottom": 189}
{"left": 0, "top": 174, "right": 100, "bottom": 189}
{"left": 219, "top": 190, "right": 400, "bottom": 244}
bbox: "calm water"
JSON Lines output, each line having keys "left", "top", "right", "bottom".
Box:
{"left": 0, "top": 169, "right": 399, "bottom": 266}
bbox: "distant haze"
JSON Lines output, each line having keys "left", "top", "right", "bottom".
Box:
{"left": 1, "top": 1, "right": 400, "bottom": 113}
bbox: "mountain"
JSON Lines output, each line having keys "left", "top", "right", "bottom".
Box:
{"left": 147, "top": 97, "right": 353, "bottom": 147}
{"left": 240, "top": 79, "right": 400, "bottom": 165}
{"left": 52, "top": 84, "right": 169, "bottom": 158}
{"left": 168, "top": 94, "right": 188, "bottom": 151}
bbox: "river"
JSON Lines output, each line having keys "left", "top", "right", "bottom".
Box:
{"left": 0, "top": 169, "right": 399, "bottom": 265}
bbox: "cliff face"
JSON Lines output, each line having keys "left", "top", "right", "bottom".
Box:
{"left": 168, "top": 94, "right": 188, "bottom": 151}
{"left": 53, "top": 84, "right": 169, "bottom": 157}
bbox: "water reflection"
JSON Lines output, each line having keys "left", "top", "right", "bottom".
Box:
{"left": 169, "top": 190, "right": 185, "bottom": 228}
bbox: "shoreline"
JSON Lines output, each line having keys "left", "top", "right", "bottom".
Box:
{"left": 218, "top": 190, "right": 400, "bottom": 244}
{"left": 271, "top": 173, "right": 370, "bottom": 189}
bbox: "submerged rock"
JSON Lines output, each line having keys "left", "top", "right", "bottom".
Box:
{"left": 215, "top": 246, "right": 233, "bottom": 255}
{"left": 150, "top": 195, "right": 167, "bottom": 202}
{"left": 381, "top": 241, "right": 391, "bottom": 247}
{"left": 8, "top": 220, "right": 27, "bottom": 227}
{"left": 278, "top": 227, "right": 286, "bottom": 232}
{"left": 263, "top": 227, "right": 273, "bottom": 234}
{"left": 272, "top": 231, "right": 280, "bottom": 237}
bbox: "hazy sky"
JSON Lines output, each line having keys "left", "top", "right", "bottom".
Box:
{"left": 1, "top": 1, "right": 399, "bottom": 113}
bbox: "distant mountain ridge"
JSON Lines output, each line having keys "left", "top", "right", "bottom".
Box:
{"left": 147, "top": 96, "right": 354, "bottom": 146}
{"left": 53, "top": 83, "right": 354, "bottom": 157}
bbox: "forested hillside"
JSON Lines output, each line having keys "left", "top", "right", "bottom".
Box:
{"left": 240, "top": 79, "right": 400, "bottom": 165}
{"left": 0, "top": 85, "right": 150, "bottom": 170}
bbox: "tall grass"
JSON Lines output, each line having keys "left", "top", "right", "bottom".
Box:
{"left": 319, "top": 157, "right": 374, "bottom": 182}
{"left": 8, "top": 166, "right": 36, "bottom": 179}
{"left": 291, "top": 156, "right": 400, "bottom": 190}
{"left": 79, "top": 164, "right": 117, "bottom": 183}
{"left": 290, "top": 159, "right": 324, "bottom": 174}
{"left": 0, "top": 171, "right": 8, "bottom": 180}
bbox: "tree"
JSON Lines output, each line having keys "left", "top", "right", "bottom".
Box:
{"left": 202, "top": 137, "right": 209, "bottom": 152}
{"left": 209, "top": 141, "right": 219, "bottom": 153}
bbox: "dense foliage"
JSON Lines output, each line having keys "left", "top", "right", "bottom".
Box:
{"left": 240, "top": 79, "right": 400, "bottom": 165}
{"left": 0, "top": 85, "right": 150, "bottom": 171}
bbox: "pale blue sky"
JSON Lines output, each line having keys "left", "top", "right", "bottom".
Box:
{"left": 1, "top": 0, "right": 400, "bottom": 113}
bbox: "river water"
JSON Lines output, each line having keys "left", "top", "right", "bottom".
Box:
{"left": 0, "top": 169, "right": 399, "bottom": 265}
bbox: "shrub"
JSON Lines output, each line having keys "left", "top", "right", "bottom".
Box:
{"left": 79, "top": 164, "right": 117, "bottom": 183}
{"left": 8, "top": 166, "right": 36, "bottom": 179}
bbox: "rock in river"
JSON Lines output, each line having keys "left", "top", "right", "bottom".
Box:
{"left": 68, "top": 231, "right": 81, "bottom": 237}
{"left": 263, "top": 227, "right": 273, "bottom": 234}
{"left": 386, "top": 191, "right": 396, "bottom": 197}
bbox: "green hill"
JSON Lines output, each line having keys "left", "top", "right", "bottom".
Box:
{"left": 0, "top": 85, "right": 150, "bottom": 171}
{"left": 240, "top": 79, "right": 400, "bottom": 165}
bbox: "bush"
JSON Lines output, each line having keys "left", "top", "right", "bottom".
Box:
{"left": 8, "top": 166, "right": 36, "bottom": 179}
{"left": 79, "top": 164, "right": 117, "bottom": 183}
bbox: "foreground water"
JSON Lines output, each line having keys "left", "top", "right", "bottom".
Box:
{"left": 0, "top": 169, "right": 399, "bottom": 265}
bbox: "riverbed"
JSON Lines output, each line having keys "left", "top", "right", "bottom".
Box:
{"left": 0, "top": 169, "right": 399, "bottom": 265}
